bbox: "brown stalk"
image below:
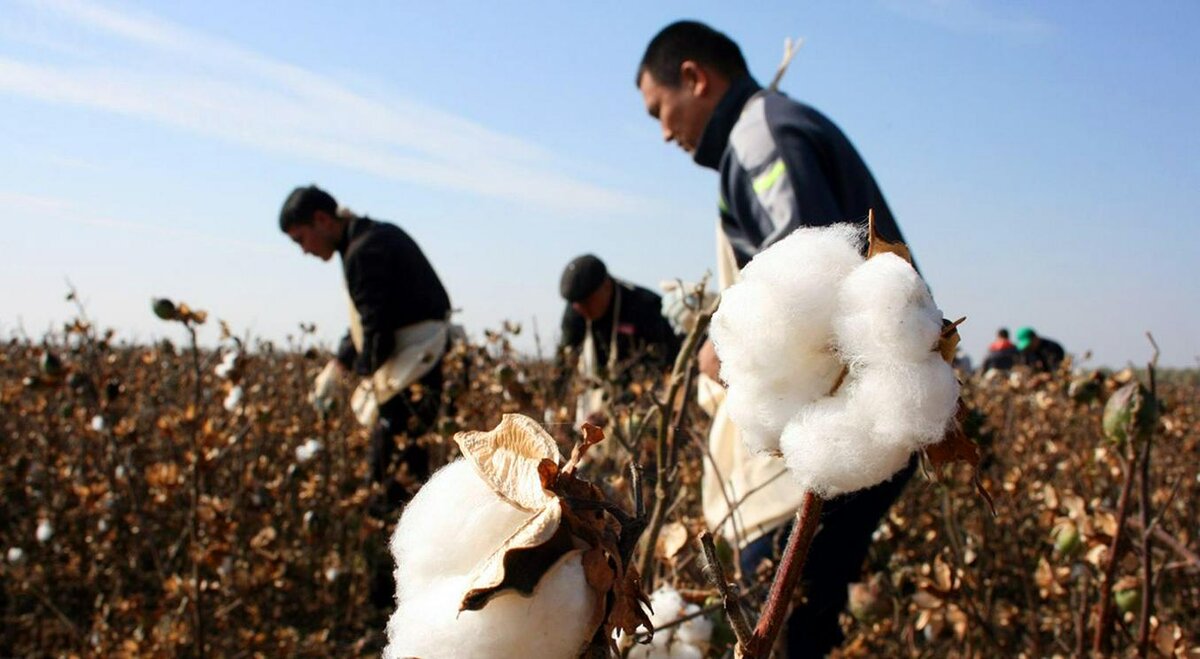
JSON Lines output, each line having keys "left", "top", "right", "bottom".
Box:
{"left": 637, "top": 292, "right": 716, "bottom": 587}
{"left": 739, "top": 491, "right": 824, "bottom": 658}
{"left": 698, "top": 531, "right": 754, "bottom": 649}
{"left": 1136, "top": 332, "right": 1159, "bottom": 658}
{"left": 184, "top": 322, "right": 207, "bottom": 659}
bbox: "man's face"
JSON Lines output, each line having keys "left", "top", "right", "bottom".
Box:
{"left": 285, "top": 211, "right": 341, "bottom": 261}
{"left": 638, "top": 65, "right": 717, "bottom": 155}
{"left": 571, "top": 278, "right": 613, "bottom": 321}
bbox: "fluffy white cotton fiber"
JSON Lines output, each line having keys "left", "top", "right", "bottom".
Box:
{"left": 835, "top": 253, "right": 943, "bottom": 365}
{"left": 623, "top": 583, "right": 712, "bottom": 659}
{"left": 710, "top": 224, "right": 863, "bottom": 453}
{"left": 385, "top": 460, "right": 595, "bottom": 659}
{"left": 713, "top": 225, "right": 960, "bottom": 498}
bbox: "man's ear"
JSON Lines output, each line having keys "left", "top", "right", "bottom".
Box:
{"left": 312, "top": 209, "right": 340, "bottom": 232}
{"left": 679, "top": 60, "right": 710, "bottom": 97}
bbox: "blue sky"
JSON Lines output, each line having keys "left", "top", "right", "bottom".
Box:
{"left": 1, "top": 0, "right": 1196, "bottom": 368}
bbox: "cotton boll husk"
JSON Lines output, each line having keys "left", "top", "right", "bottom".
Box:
{"left": 780, "top": 395, "right": 912, "bottom": 498}
{"left": 835, "top": 253, "right": 942, "bottom": 364}
{"left": 385, "top": 551, "right": 595, "bottom": 659}
{"left": 390, "top": 460, "right": 531, "bottom": 599}
{"left": 850, "top": 358, "right": 959, "bottom": 449}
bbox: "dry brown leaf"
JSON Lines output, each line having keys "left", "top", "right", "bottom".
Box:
{"left": 455, "top": 413, "right": 562, "bottom": 512}
{"left": 866, "top": 208, "right": 913, "bottom": 264}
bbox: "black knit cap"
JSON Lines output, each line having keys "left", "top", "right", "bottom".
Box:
{"left": 560, "top": 254, "right": 608, "bottom": 302}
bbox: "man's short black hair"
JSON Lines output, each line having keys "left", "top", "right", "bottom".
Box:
{"left": 637, "top": 21, "right": 749, "bottom": 88}
{"left": 998, "top": 328, "right": 1010, "bottom": 339}
{"left": 279, "top": 185, "right": 337, "bottom": 232}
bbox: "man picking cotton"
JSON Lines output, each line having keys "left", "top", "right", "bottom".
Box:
{"left": 637, "top": 22, "right": 915, "bottom": 657}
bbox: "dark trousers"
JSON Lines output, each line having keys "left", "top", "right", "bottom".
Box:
{"left": 368, "top": 362, "right": 443, "bottom": 609}
{"left": 739, "top": 457, "right": 915, "bottom": 658}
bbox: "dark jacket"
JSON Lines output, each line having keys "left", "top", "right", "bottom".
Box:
{"left": 1020, "top": 338, "right": 1065, "bottom": 372}
{"left": 558, "top": 279, "right": 680, "bottom": 376}
{"left": 694, "top": 76, "right": 906, "bottom": 265}
{"left": 981, "top": 346, "right": 1019, "bottom": 372}
{"left": 334, "top": 215, "right": 451, "bottom": 376}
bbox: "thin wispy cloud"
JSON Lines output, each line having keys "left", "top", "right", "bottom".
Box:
{"left": 0, "top": 190, "right": 287, "bottom": 255}
{"left": 0, "top": 0, "right": 654, "bottom": 216}
{"left": 879, "top": 0, "right": 1053, "bottom": 39}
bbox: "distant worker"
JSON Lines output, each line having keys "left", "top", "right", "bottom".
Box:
{"left": 557, "top": 254, "right": 681, "bottom": 422}
{"left": 1015, "top": 326, "right": 1065, "bottom": 372}
{"left": 980, "top": 327, "right": 1019, "bottom": 371}
{"left": 279, "top": 185, "right": 452, "bottom": 607}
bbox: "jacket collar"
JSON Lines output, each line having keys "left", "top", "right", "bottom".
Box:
{"left": 693, "top": 76, "right": 762, "bottom": 170}
{"left": 335, "top": 214, "right": 360, "bottom": 257}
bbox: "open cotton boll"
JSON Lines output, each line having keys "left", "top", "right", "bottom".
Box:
{"left": 714, "top": 226, "right": 863, "bottom": 370}
{"left": 389, "top": 460, "right": 531, "bottom": 599}
{"left": 385, "top": 551, "right": 594, "bottom": 659}
{"left": 723, "top": 350, "right": 843, "bottom": 454}
{"left": 835, "top": 253, "right": 943, "bottom": 364}
{"left": 780, "top": 395, "right": 913, "bottom": 498}
{"left": 850, "top": 358, "right": 959, "bottom": 449}
{"left": 676, "top": 603, "right": 713, "bottom": 646}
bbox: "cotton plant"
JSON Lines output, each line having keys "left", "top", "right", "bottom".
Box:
{"left": 706, "top": 216, "right": 969, "bottom": 656}
{"left": 222, "top": 385, "right": 244, "bottom": 413}
{"left": 294, "top": 438, "right": 321, "bottom": 464}
{"left": 621, "top": 583, "right": 714, "bottom": 659}
{"left": 385, "top": 414, "right": 650, "bottom": 659}
{"left": 710, "top": 219, "right": 961, "bottom": 497}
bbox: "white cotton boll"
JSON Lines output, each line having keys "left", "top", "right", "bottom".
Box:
{"left": 647, "top": 584, "right": 685, "bottom": 630}
{"left": 850, "top": 359, "right": 959, "bottom": 449}
{"left": 721, "top": 343, "right": 844, "bottom": 454}
{"left": 36, "top": 519, "right": 53, "bottom": 544}
{"left": 7, "top": 547, "right": 25, "bottom": 563}
{"left": 90, "top": 415, "right": 105, "bottom": 432}
{"left": 389, "top": 460, "right": 532, "bottom": 600}
{"left": 668, "top": 643, "right": 704, "bottom": 659}
{"left": 835, "top": 253, "right": 942, "bottom": 364}
{"left": 385, "top": 552, "right": 594, "bottom": 659}
{"left": 713, "top": 228, "right": 862, "bottom": 371}
{"left": 780, "top": 396, "right": 912, "bottom": 498}
{"left": 223, "top": 386, "right": 243, "bottom": 412}
{"left": 676, "top": 603, "right": 713, "bottom": 646}
{"left": 294, "top": 438, "right": 321, "bottom": 463}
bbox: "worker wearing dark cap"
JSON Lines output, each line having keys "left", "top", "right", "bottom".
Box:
{"left": 556, "top": 255, "right": 681, "bottom": 412}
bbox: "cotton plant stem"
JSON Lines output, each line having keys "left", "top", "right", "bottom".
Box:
{"left": 1136, "top": 334, "right": 1159, "bottom": 658}
{"left": 699, "top": 531, "right": 754, "bottom": 650}
{"left": 637, "top": 299, "right": 716, "bottom": 587}
{"left": 186, "top": 323, "right": 207, "bottom": 659}
{"left": 741, "top": 491, "right": 824, "bottom": 659}
{"left": 1093, "top": 450, "right": 1136, "bottom": 656}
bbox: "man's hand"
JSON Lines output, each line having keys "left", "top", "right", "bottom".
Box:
{"left": 698, "top": 338, "right": 721, "bottom": 382}
{"left": 311, "top": 359, "right": 345, "bottom": 412}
